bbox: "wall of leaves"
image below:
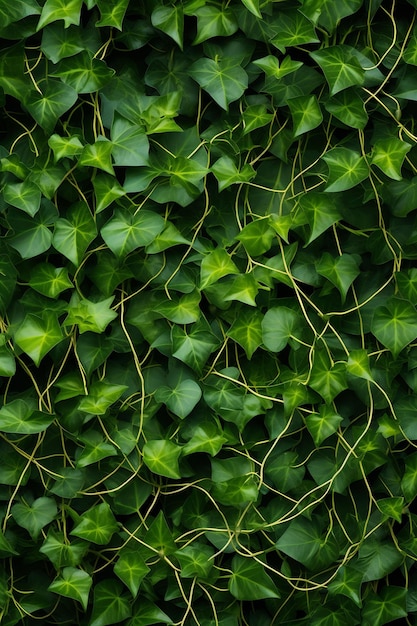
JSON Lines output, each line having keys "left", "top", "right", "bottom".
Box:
{"left": 1, "top": 0, "right": 417, "bottom": 623}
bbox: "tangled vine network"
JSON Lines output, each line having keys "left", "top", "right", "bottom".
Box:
{"left": 1, "top": 0, "right": 417, "bottom": 624}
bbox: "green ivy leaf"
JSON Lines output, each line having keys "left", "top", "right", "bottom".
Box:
{"left": 92, "top": 173, "right": 126, "bottom": 214}
{"left": 227, "top": 308, "right": 263, "bottom": 359}
{"left": 189, "top": 57, "right": 248, "bottom": 110}
{"left": 175, "top": 543, "right": 214, "bottom": 579}
{"left": 14, "top": 313, "right": 64, "bottom": 366}
{"left": 372, "top": 297, "right": 417, "bottom": 357}
{"left": 211, "top": 156, "right": 256, "bottom": 191}
{"left": 89, "top": 580, "right": 131, "bottom": 626}
{"left": 78, "top": 137, "right": 115, "bottom": 175}
{"left": 193, "top": 5, "right": 238, "bottom": 45}
{"left": 65, "top": 293, "right": 117, "bottom": 334}
{"left": 0, "top": 399, "right": 55, "bottom": 434}
{"left": 53, "top": 202, "right": 97, "bottom": 266}
{"left": 29, "top": 263, "right": 72, "bottom": 298}
{"left": 298, "top": 192, "right": 342, "bottom": 244}
{"left": 311, "top": 45, "right": 365, "bottom": 95}
{"left": 96, "top": 0, "right": 130, "bottom": 30}
{"left": 71, "top": 502, "right": 118, "bottom": 545}
{"left": 270, "top": 10, "right": 319, "bottom": 51}
{"left": 142, "top": 440, "right": 182, "bottom": 479}
{"left": 236, "top": 219, "right": 275, "bottom": 256}
{"left": 155, "top": 379, "right": 202, "bottom": 419}
{"left": 101, "top": 210, "right": 165, "bottom": 257}
{"left": 371, "top": 137, "right": 411, "bottom": 180}
{"left": 229, "top": 556, "right": 280, "bottom": 600}
{"left": 41, "top": 23, "right": 85, "bottom": 63}
{"left": 3, "top": 180, "right": 41, "bottom": 217}
{"left": 362, "top": 587, "right": 407, "bottom": 626}
{"left": 114, "top": 550, "right": 150, "bottom": 597}
{"left": 48, "top": 567, "right": 92, "bottom": 611}
{"left": 172, "top": 321, "right": 220, "bottom": 373}
{"left": 37, "top": 0, "right": 83, "bottom": 29}
{"left": 288, "top": 94, "right": 323, "bottom": 136}
{"left": 324, "top": 88, "right": 368, "bottom": 129}
{"left": 316, "top": 252, "right": 361, "bottom": 301}
{"left": 151, "top": 5, "right": 184, "bottom": 49}
{"left": 262, "top": 307, "right": 299, "bottom": 352}
{"left": 52, "top": 51, "right": 114, "bottom": 94}
{"left": 111, "top": 115, "right": 149, "bottom": 167}
{"left": 328, "top": 565, "right": 363, "bottom": 607}
{"left": 48, "top": 133, "right": 84, "bottom": 161}
{"left": 322, "top": 147, "right": 369, "bottom": 192}
{"left": 305, "top": 405, "right": 343, "bottom": 445}
{"left": 12, "top": 497, "right": 57, "bottom": 540}
{"left": 308, "top": 349, "right": 348, "bottom": 403}
{"left": 78, "top": 381, "right": 128, "bottom": 415}
{"left": 24, "top": 80, "right": 78, "bottom": 134}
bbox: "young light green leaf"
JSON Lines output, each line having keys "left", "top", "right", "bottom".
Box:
{"left": 78, "top": 381, "right": 127, "bottom": 415}
{"left": 48, "top": 567, "right": 92, "bottom": 611}
{"left": 193, "top": 5, "right": 238, "bottom": 45}
{"left": 96, "top": 0, "right": 129, "bottom": 30}
{"left": 305, "top": 405, "right": 343, "bottom": 445}
{"left": 37, "top": 0, "right": 83, "bottom": 29}
{"left": 65, "top": 293, "right": 117, "bottom": 334}
{"left": 29, "top": 263, "right": 73, "bottom": 299}
{"left": 78, "top": 137, "right": 115, "bottom": 175}
{"left": 253, "top": 55, "right": 303, "bottom": 79}
{"left": 48, "top": 133, "right": 84, "bottom": 161}
{"left": 242, "top": 103, "right": 274, "bottom": 134}
{"left": 93, "top": 173, "right": 126, "bottom": 213}
{"left": 142, "top": 439, "right": 182, "bottom": 479}
{"left": 200, "top": 247, "right": 240, "bottom": 289}
{"left": 288, "top": 94, "right": 323, "bottom": 136}
{"left": 14, "top": 313, "right": 64, "bottom": 366}
{"left": 309, "top": 351, "right": 348, "bottom": 404}
{"left": 227, "top": 308, "right": 263, "bottom": 359}
{"left": 71, "top": 502, "right": 118, "bottom": 544}
{"left": 371, "top": 137, "right": 411, "bottom": 180}
{"left": 211, "top": 156, "right": 256, "bottom": 191}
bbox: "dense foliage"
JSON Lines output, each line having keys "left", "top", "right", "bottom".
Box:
{"left": 2, "top": 0, "right": 417, "bottom": 623}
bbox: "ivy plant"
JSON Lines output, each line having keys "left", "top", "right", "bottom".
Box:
{"left": 1, "top": 0, "right": 417, "bottom": 624}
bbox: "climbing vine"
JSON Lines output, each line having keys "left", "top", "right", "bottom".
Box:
{"left": 1, "top": 0, "right": 417, "bottom": 624}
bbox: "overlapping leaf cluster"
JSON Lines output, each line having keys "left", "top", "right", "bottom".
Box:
{"left": 1, "top": 0, "right": 417, "bottom": 623}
